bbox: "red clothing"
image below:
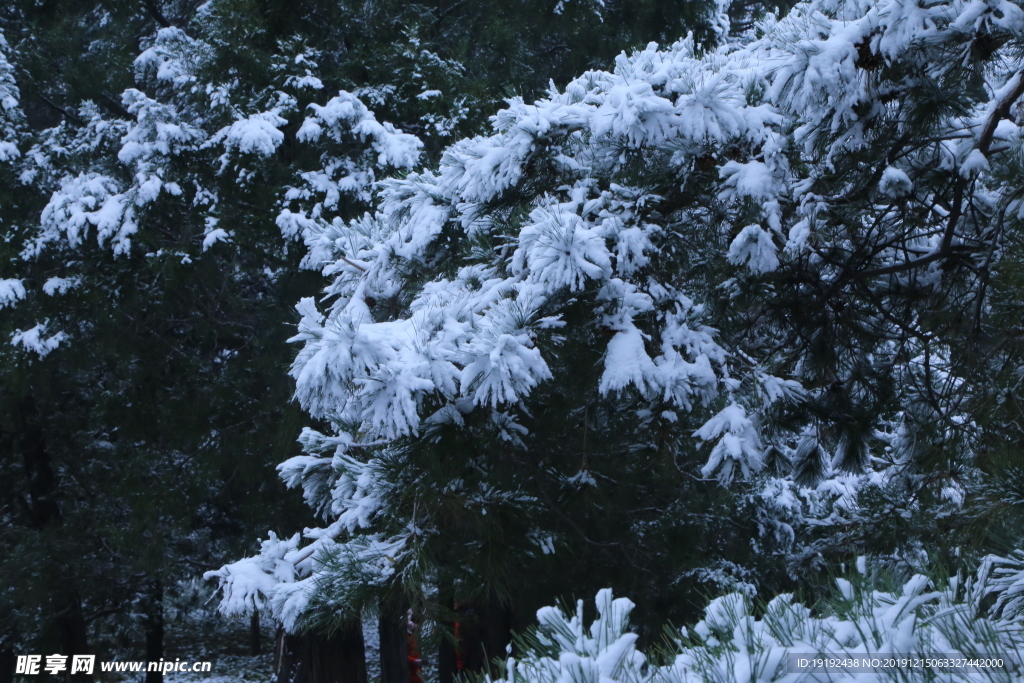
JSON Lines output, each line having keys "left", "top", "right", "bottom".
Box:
{"left": 407, "top": 632, "right": 422, "bottom": 683}
{"left": 454, "top": 621, "right": 463, "bottom": 671}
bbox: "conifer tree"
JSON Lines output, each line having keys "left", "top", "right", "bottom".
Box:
{"left": 210, "top": 0, "right": 1024, "bottom": 661}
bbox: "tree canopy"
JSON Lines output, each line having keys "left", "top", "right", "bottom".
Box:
{"left": 208, "top": 0, "right": 1024, "bottom": 652}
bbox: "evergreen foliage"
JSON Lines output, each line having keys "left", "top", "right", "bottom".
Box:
{"left": 209, "top": 0, "right": 1024, "bottom": 659}
{"left": 0, "top": 0, "right": 744, "bottom": 670}
{"left": 492, "top": 556, "right": 1024, "bottom": 683}
{"left": 7, "top": 0, "right": 1024, "bottom": 674}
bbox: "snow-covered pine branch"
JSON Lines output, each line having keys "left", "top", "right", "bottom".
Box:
{"left": 492, "top": 558, "right": 1024, "bottom": 683}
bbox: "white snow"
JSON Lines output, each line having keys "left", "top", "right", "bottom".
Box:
{"left": 879, "top": 166, "right": 913, "bottom": 197}
{"left": 727, "top": 224, "right": 779, "bottom": 274}
{"left": 202, "top": 228, "right": 232, "bottom": 251}
{"left": 42, "top": 277, "right": 80, "bottom": 295}
{"left": 211, "top": 112, "right": 287, "bottom": 157}
{"left": 11, "top": 322, "right": 66, "bottom": 357}
{"left": 0, "top": 278, "right": 25, "bottom": 307}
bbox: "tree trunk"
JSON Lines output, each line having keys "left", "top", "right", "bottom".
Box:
{"left": 332, "top": 626, "right": 367, "bottom": 683}
{"left": 450, "top": 594, "right": 512, "bottom": 678}
{"left": 378, "top": 604, "right": 407, "bottom": 683}
{"left": 274, "top": 627, "right": 292, "bottom": 683}
{"left": 483, "top": 592, "right": 512, "bottom": 677}
{"left": 457, "top": 603, "right": 484, "bottom": 675}
{"left": 18, "top": 396, "right": 93, "bottom": 683}
{"left": 145, "top": 580, "right": 164, "bottom": 683}
{"left": 250, "top": 610, "right": 261, "bottom": 655}
{"left": 19, "top": 395, "right": 61, "bottom": 528}
{"left": 275, "top": 622, "right": 367, "bottom": 683}
{"left": 56, "top": 592, "right": 92, "bottom": 683}
{"left": 437, "top": 622, "right": 456, "bottom": 683}
{"left": 0, "top": 648, "right": 14, "bottom": 683}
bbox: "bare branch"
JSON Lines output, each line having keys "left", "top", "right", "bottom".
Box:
{"left": 143, "top": 0, "right": 173, "bottom": 28}
{"left": 855, "top": 71, "right": 1024, "bottom": 279}
{"left": 37, "top": 94, "right": 84, "bottom": 126}
{"left": 100, "top": 91, "right": 137, "bottom": 121}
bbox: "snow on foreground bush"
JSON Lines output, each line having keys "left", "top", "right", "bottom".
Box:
{"left": 497, "top": 568, "right": 1024, "bottom": 683}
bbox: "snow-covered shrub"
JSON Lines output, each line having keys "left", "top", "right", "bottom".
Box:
{"left": 6, "top": 19, "right": 421, "bottom": 353}
{"left": 495, "top": 563, "right": 1024, "bottom": 683}
{"left": 0, "top": 31, "right": 23, "bottom": 162}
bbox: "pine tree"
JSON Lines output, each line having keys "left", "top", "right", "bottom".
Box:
{"left": 209, "top": 0, "right": 1024, "bottom": 660}
{"left": 0, "top": 0, "right": 417, "bottom": 667}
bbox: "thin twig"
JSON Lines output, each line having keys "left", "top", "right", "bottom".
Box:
{"left": 339, "top": 255, "right": 367, "bottom": 272}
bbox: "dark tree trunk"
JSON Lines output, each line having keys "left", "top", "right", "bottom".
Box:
{"left": 56, "top": 593, "right": 92, "bottom": 683}
{"left": 275, "top": 622, "right": 367, "bottom": 683}
{"left": 483, "top": 592, "right": 512, "bottom": 677}
{"left": 19, "top": 395, "right": 61, "bottom": 528}
{"left": 378, "top": 605, "right": 407, "bottom": 683}
{"left": 18, "top": 396, "right": 93, "bottom": 683}
{"left": 457, "top": 604, "right": 484, "bottom": 675}
{"left": 144, "top": 580, "right": 164, "bottom": 683}
{"left": 0, "top": 648, "right": 14, "bottom": 683}
{"left": 275, "top": 627, "right": 292, "bottom": 683}
{"left": 437, "top": 623, "right": 457, "bottom": 683}
{"left": 333, "top": 625, "right": 367, "bottom": 683}
{"left": 452, "top": 594, "right": 512, "bottom": 678}
{"left": 16, "top": 397, "right": 93, "bottom": 679}
{"left": 250, "top": 610, "right": 261, "bottom": 655}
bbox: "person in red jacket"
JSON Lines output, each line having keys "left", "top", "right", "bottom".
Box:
{"left": 406, "top": 610, "right": 423, "bottom": 683}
